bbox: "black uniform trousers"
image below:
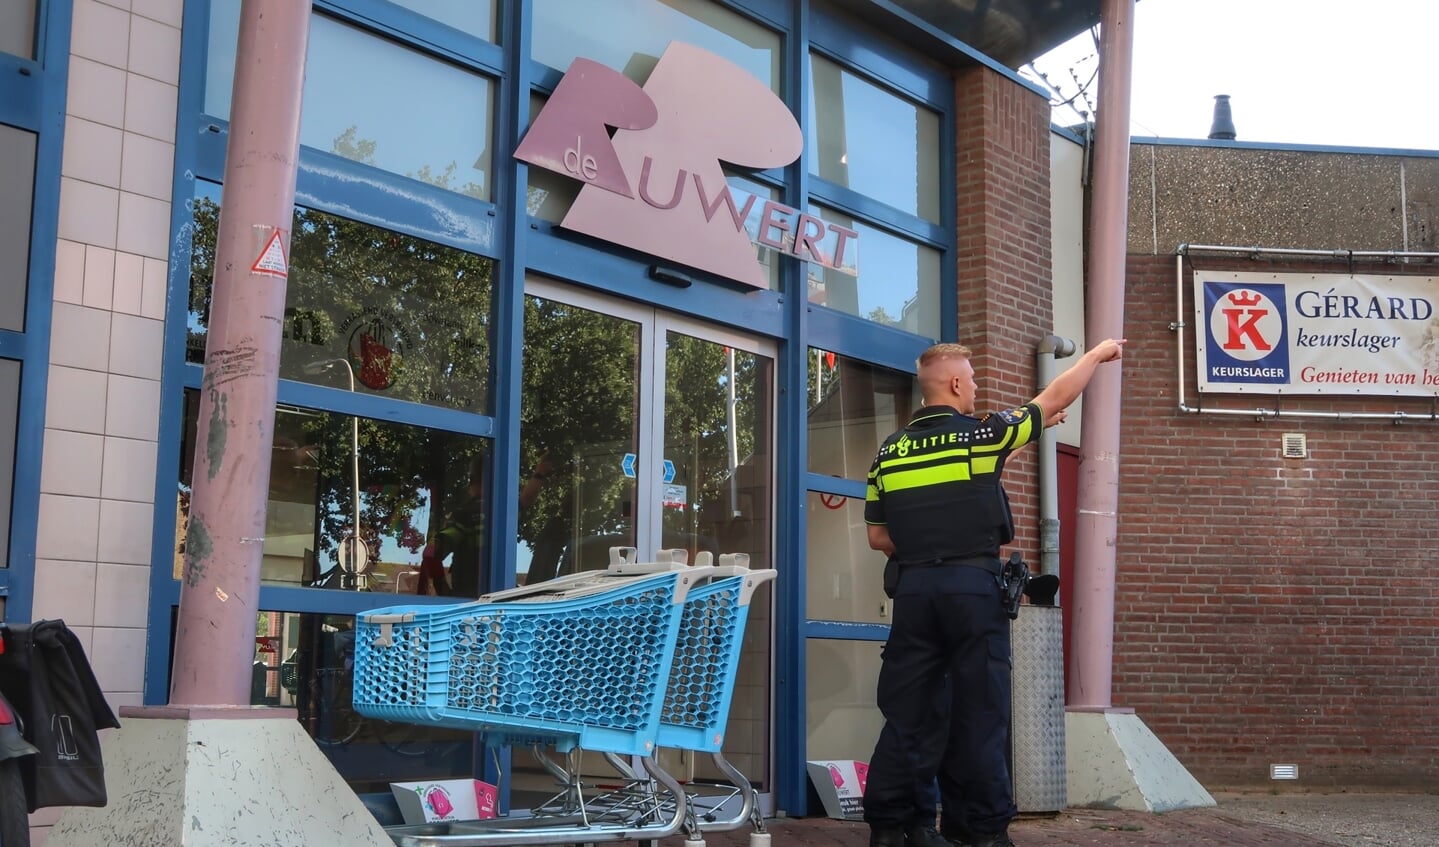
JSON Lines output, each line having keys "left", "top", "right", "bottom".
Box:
{"left": 862, "top": 562, "right": 1017, "bottom": 839}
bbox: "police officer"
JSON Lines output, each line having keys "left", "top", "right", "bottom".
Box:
{"left": 861, "top": 338, "right": 1124, "bottom": 847}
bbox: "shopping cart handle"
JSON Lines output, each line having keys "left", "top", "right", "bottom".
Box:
{"left": 364, "top": 614, "right": 416, "bottom": 647}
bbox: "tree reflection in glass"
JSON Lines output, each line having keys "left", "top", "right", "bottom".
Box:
{"left": 519, "top": 297, "right": 640, "bottom": 583}
{"left": 182, "top": 186, "right": 497, "bottom": 595}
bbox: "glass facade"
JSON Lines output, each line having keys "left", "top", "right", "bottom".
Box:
{"left": 804, "top": 493, "right": 888, "bottom": 623}
{"left": 806, "top": 204, "right": 942, "bottom": 337}
{"left": 206, "top": 3, "right": 497, "bottom": 201}
{"left": 0, "top": 359, "right": 15, "bottom": 570}
{"left": 153, "top": 0, "right": 957, "bottom": 809}
{"left": 0, "top": 124, "right": 34, "bottom": 333}
{"left": 388, "top": 0, "right": 499, "bottom": 44}
{"left": 0, "top": 0, "right": 35, "bottom": 60}
{"left": 531, "top": 0, "right": 780, "bottom": 90}
{"left": 806, "top": 350, "right": 916, "bottom": 479}
{"left": 808, "top": 53, "right": 941, "bottom": 223}
{"left": 805, "top": 638, "right": 882, "bottom": 762}
{"left": 252, "top": 610, "right": 472, "bottom": 788}
{"left": 177, "top": 392, "right": 492, "bottom": 596}
{"left": 186, "top": 185, "right": 495, "bottom": 413}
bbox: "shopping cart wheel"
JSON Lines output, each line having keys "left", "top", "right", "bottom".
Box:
{"left": 682, "top": 839, "right": 706, "bottom": 847}
{"left": 748, "top": 833, "right": 772, "bottom": 847}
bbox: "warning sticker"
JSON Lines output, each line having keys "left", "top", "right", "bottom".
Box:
{"left": 251, "top": 229, "right": 289, "bottom": 279}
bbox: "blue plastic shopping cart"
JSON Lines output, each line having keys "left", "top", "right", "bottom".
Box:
{"left": 352, "top": 548, "right": 776, "bottom": 847}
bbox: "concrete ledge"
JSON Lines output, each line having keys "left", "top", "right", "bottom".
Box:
{"left": 119, "top": 704, "right": 298, "bottom": 721}
{"left": 46, "top": 713, "right": 391, "bottom": 846}
{"left": 1066, "top": 709, "right": 1216, "bottom": 812}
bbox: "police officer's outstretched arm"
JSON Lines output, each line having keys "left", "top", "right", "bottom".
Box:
{"left": 1031, "top": 338, "right": 1125, "bottom": 421}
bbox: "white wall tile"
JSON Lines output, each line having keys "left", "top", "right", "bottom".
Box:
{"left": 89, "top": 626, "right": 149, "bottom": 692}
{"left": 71, "top": 0, "right": 131, "bottom": 69}
{"left": 61, "top": 116, "right": 123, "bottom": 188}
{"left": 140, "top": 256, "right": 167, "bottom": 320}
{"left": 123, "top": 73, "right": 177, "bottom": 143}
{"left": 81, "top": 244, "right": 115, "bottom": 310}
{"left": 119, "top": 132, "right": 173, "bottom": 200}
{"left": 104, "top": 690, "right": 144, "bottom": 713}
{"left": 127, "top": 15, "right": 180, "bottom": 85}
{"left": 116, "top": 190, "right": 171, "bottom": 259}
{"left": 36, "top": 493, "right": 101, "bottom": 562}
{"left": 66, "top": 56, "right": 127, "bottom": 129}
{"left": 98, "top": 498, "right": 154, "bottom": 565}
{"left": 50, "top": 303, "right": 112, "bottom": 371}
{"left": 94, "top": 0, "right": 131, "bottom": 11}
{"left": 46, "top": 364, "right": 109, "bottom": 433}
{"left": 41, "top": 429, "right": 105, "bottom": 497}
{"left": 105, "top": 373, "right": 160, "bottom": 440}
{"left": 32, "top": 559, "right": 99, "bottom": 625}
{"left": 94, "top": 562, "right": 152, "bottom": 627}
{"left": 113, "top": 250, "right": 145, "bottom": 315}
{"left": 108, "top": 312, "right": 164, "bottom": 379}
{"left": 132, "top": 0, "right": 181, "bottom": 28}
{"left": 53, "top": 239, "right": 87, "bottom": 305}
{"left": 58, "top": 177, "right": 119, "bottom": 248}
{"left": 101, "top": 435, "right": 159, "bottom": 501}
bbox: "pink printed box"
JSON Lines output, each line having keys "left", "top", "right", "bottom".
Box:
{"left": 391, "top": 779, "right": 498, "bottom": 824}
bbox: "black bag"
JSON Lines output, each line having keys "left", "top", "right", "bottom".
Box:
{"left": 0, "top": 620, "right": 120, "bottom": 812}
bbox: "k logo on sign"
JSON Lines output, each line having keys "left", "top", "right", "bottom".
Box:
{"left": 1211, "top": 287, "right": 1283, "bottom": 358}
{"left": 517, "top": 43, "right": 854, "bottom": 288}
{"left": 1201, "top": 281, "right": 1290, "bottom": 385}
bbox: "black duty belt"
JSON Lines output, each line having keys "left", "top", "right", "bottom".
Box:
{"left": 898, "top": 555, "right": 1001, "bottom": 576}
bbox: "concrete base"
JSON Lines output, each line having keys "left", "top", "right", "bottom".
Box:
{"left": 45, "top": 706, "right": 392, "bottom": 846}
{"left": 1065, "top": 708, "right": 1215, "bottom": 812}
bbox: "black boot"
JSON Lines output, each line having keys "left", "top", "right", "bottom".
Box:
{"left": 963, "top": 832, "right": 1015, "bottom": 847}
{"left": 904, "top": 824, "right": 950, "bottom": 847}
{"left": 870, "top": 825, "right": 907, "bottom": 847}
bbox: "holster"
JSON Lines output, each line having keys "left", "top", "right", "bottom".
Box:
{"left": 882, "top": 557, "right": 901, "bottom": 599}
{"left": 999, "top": 552, "right": 1030, "bottom": 619}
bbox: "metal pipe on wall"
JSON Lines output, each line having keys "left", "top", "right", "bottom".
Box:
{"left": 1068, "top": 0, "right": 1135, "bottom": 711}
{"left": 1036, "top": 335, "right": 1076, "bottom": 580}
{"left": 170, "top": 0, "right": 310, "bottom": 706}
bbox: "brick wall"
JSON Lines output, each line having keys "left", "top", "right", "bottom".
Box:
{"left": 953, "top": 66, "right": 1053, "bottom": 562}
{"left": 1112, "top": 253, "right": 1439, "bottom": 788}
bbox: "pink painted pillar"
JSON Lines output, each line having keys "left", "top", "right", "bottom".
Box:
{"left": 1067, "top": 0, "right": 1136, "bottom": 710}
{"left": 170, "top": 0, "right": 310, "bottom": 706}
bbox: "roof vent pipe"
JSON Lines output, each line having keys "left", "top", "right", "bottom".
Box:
{"left": 1209, "top": 94, "right": 1236, "bottom": 140}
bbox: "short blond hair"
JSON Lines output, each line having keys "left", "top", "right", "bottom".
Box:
{"left": 916, "top": 343, "right": 972, "bottom": 370}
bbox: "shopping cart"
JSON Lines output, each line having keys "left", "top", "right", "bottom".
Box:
{"left": 352, "top": 548, "right": 776, "bottom": 846}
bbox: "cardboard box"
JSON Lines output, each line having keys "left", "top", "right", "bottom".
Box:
{"left": 806, "top": 759, "right": 869, "bottom": 820}
{"left": 390, "top": 779, "right": 498, "bottom": 824}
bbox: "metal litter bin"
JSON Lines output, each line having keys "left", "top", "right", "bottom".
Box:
{"left": 1010, "top": 603, "right": 1066, "bottom": 812}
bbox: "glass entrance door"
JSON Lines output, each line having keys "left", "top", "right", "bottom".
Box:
{"left": 518, "top": 277, "right": 775, "bottom": 807}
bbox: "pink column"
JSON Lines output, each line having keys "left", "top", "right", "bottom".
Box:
{"left": 170, "top": 0, "right": 310, "bottom": 706}
{"left": 1068, "top": 0, "right": 1136, "bottom": 710}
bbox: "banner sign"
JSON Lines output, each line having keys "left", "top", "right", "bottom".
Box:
{"left": 1194, "top": 271, "right": 1439, "bottom": 396}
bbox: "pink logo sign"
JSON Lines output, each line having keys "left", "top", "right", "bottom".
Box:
{"left": 517, "top": 43, "right": 858, "bottom": 288}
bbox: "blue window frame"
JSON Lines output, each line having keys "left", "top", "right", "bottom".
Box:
{"left": 154, "top": 0, "right": 961, "bottom": 815}
{"left": 1, "top": 0, "right": 72, "bottom": 621}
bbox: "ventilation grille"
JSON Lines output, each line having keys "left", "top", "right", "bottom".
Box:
{"left": 1281, "top": 433, "right": 1307, "bottom": 458}
{"left": 1270, "top": 764, "right": 1299, "bottom": 780}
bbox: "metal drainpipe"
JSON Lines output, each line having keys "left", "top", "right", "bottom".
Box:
{"left": 1069, "top": 0, "right": 1136, "bottom": 711}
{"left": 170, "top": 0, "right": 310, "bottom": 706}
{"left": 1036, "top": 335, "right": 1077, "bottom": 584}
